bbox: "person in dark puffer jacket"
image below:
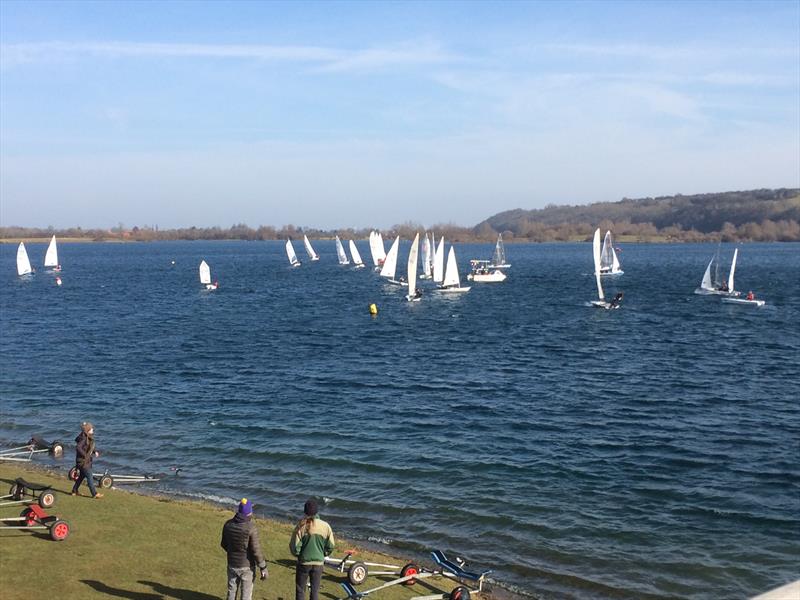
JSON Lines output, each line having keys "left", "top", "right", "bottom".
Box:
{"left": 71, "top": 421, "right": 103, "bottom": 499}
{"left": 221, "top": 498, "right": 268, "bottom": 600}
{"left": 290, "top": 498, "right": 335, "bottom": 600}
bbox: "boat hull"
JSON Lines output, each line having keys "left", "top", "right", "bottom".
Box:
{"left": 437, "top": 286, "right": 471, "bottom": 293}
{"left": 468, "top": 270, "right": 506, "bottom": 282}
{"left": 694, "top": 288, "right": 741, "bottom": 296}
{"left": 722, "top": 297, "right": 765, "bottom": 307}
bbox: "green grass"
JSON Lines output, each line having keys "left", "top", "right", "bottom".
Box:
{"left": 0, "top": 463, "right": 491, "bottom": 600}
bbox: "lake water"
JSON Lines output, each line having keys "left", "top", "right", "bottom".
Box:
{"left": 1, "top": 240, "right": 798, "bottom": 599}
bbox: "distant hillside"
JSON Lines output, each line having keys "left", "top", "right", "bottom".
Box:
{"left": 475, "top": 188, "right": 800, "bottom": 242}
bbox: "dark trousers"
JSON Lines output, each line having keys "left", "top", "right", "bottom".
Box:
{"left": 72, "top": 464, "right": 98, "bottom": 497}
{"left": 295, "top": 563, "right": 323, "bottom": 600}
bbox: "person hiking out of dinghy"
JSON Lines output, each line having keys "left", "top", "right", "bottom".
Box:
{"left": 221, "top": 498, "right": 268, "bottom": 600}
{"left": 609, "top": 292, "right": 624, "bottom": 308}
{"left": 290, "top": 499, "right": 335, "bottom": 600}
{"left": 71, "top": 422, "right": 103, "bottom": 498}
{"left": 746, "top": 291, "right": 755, "bottom": 301}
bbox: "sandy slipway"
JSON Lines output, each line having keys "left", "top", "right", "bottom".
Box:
{"left": 0, "top": 463, "right": 509, "bottom": 600}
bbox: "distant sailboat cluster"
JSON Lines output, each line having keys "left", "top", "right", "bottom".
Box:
{"left": 15, "top": 236, "right": 61, "bottom": 280}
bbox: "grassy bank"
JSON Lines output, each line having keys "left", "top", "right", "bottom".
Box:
{"left": 0, "top": 463, "right": 493, "bottom": 600}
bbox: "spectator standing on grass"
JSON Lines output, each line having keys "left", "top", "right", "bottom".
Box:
{"left": 221, "top": 498, "right": 268, "bottom": 600}
{"left": 71, "top": 421, "right": 103, "bottom": 499}
{"left": 290, "top": 498, "right": 335, "bottom": 600}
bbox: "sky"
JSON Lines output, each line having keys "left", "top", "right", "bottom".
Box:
{"left": 1, "top": 0, "right": 799, "bottom": 229}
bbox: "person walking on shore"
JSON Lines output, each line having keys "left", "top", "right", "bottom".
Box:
{"left": 221, "top": 498, "right": 268, "bottom": 600}
{"left": 290, "top": 499, "right": 335, "bottom": 600}
{"left": 71, "top": 422, "right": 103, "bottom": 499}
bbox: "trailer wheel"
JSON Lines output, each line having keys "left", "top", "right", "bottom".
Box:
{"left": 21, "top": 508, "right": 36, "bottom": 527}
{"left": 68, "top": 467, "right": 79, "bottom": 481}
{"left": 50, "top": 520, "right": 70, "bottom": 541}
{"left": 9, "top": 482, "right": 21, "bottom": 500}
{"left": 99, "top": 475, "right": 114, "bottom": 489}
{"left": 449, "top": 586, "right": 471, "bottom": 600}
{"left": 400, "top": 563, "right": 419, "bottom": 585}
{"left": 347, "top": 562, "right": 368, "bottom": 585}
{"left": 38, "top": 489, "right": 56, "bottom": 508}
{"left": 50, "top": 442, "right": 64, "bottom": 458}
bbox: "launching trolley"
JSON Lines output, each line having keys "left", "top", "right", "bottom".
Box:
{"left": 0, "top": 504, "right": 70, "bottom": 541}
{"left": 0, "top": 437, "right": 64, "bottom": 462}
{"left": 68, "top": 467, "right": 160, "bottom": 488}
{"left": 338, "top": 550, "right": 490, "bottom": 600}
{"left": 1, "top": 478, "right": 58, "bottom": 509}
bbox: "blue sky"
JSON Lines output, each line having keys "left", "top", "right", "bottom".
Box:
{"left": 1, "top": 0, "right": 798, "bottom": 229}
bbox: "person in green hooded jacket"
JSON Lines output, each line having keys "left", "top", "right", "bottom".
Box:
{"left": 289, "top": 498, "right": 335, "bottom": 600}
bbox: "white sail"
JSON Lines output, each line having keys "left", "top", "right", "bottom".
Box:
{"left": 368, "top": 232, "right": 380, "bottom": 266}
{"left": 727, "top": 248, "right": 738, "bottom": 292}
{"left": 700, "top": 258, "right": 714, "bottom": 291}
{"left": 593, "top": 228, "right": 605, "bottom": 300}
{"left": 349, "top": 240, "right": 364, "bottom": 267}
{"left": 443, "top": 246, "right": 461, "bottom": 288}
{"left": 286, "top": 239, "right": 300, "bottom": 266}
{"left": 44, "top": 235, "right": 59, "bottom": 267}
{"left": 303, "top": 235, "right": 319, "bottom": 261}
{"left": 335, "top": 236, "right": 350, "bottom": 265}
{"left": 433, "top": 236, "right": 445, "bottom": 283}
{"left": 421, "top": 233, "right": 432, "bottom": 278}
{"left": 406, "top": 233, "right": 420, "bottom": 300}
{"left": 490, "top": 234, "right": 509, "bottom": 267}
{"left": 199, "top": 260, "right": 211, "bottom": 284}
{"left": 611, "top": 246, "right": 621, "bottom": 272}
{"left": 376, "top": 232, "right": 386, "bottom": 262}
{"left": 16, "top": 242, "right": 32, "bottom": 276}
{"left": 380, "top": 236, "right": 400, "bottom": 279}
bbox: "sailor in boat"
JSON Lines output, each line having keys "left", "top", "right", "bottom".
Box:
{"left": 746, "top": 291, "right": 755, "bottom": 301}
{"left": 412, "top": 288, "right": 423, "bottom": 300}
{"left": 719, "top": 281, "right": 729, "bottom": 292}
{"left": 609, "top": 292, "right": 624, "bottom": 308}
{"left": 54, "top": 264, "right": 62, "bottom": 272}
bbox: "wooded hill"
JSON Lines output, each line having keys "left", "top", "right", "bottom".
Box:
{"left": 475, "top": 188, "right": 800, "bottom": 242}
{"left": 2, "top": 188, "right": 799, "bottom": 243}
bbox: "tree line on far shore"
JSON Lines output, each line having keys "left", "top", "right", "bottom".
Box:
{"left": 2, "top": 188, "right": 799, "bottom": 243}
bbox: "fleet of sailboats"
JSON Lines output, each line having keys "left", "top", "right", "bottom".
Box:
{"left": 8, "top": 231, "right": 769, "bottom": 308}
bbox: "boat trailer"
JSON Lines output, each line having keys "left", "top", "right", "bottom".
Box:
{"left": 324, "top": 550, "right": 406, "bottom": 585}
{"left": 68, "top": 467, "right": 160, "bottom": 488}
{"left": 0, "top": 503, "right": 70, "bottom": 541}
{"left": 1, "top": 478, "right": 58, "bottom": 509}
{"left": 338, "top": 550, "right": 490, "bottom": 600}
{"left": 0, "top": 437, "right": 64, "bottom": 462}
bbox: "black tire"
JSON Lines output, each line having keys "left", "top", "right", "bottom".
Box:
{"left": 449, "top": 586, "right": 471, "bottom": 600}
{"left": 38, "top": 489, "right": 56, "bottom": 508}
{"left": 20, "top": 508, "right": 36, "bottom": 526}
{"left": 68, "top": 467, "right": 79, "bottom": 481}
{"left": 50, "top": 442, "right": 64, "bottom": 458}
{"left": 99, "top": 475, "right": 113, "bottom": 489}
{"left": 347, "top": 562, "right": 368, "bottom": 585}
{"left": 400, "top": 563, "right": 419, "bottom": 586}
{"left": 9, "top": 482, "right": 21, "bottom": 500}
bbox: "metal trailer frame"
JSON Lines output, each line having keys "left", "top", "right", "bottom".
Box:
{"left": 324, "top": 550, "right": 404, "bottom": 585}
{"left": 0, "top": 504, "right": 70, "bottom": 541}
{"left": 1, "top": 478, "right": 57, "bottom": 509}
{"left": 337, "top": 550, "right": 491, "bottom": 600}
{"left": 68, "top": 467, "right": 160, "bottom": 488}
{"left": 0, "top": 437, "right": 64, "bottom": 462}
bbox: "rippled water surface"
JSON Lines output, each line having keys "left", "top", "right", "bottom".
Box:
{"left": 1, "top": 240, "right": 799, "bottom": 599}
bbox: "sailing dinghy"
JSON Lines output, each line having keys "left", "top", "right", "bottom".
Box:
{"left": 467, "top": 260, "right": 506, "bottom": 282}
{"left": 16, "top": 242, "right": 33, "bottom": 276}
{"left": 694, "top": 246, "right": 740, "bottom": 296}
{"left": 369, "top": 231, "right": 387, "bottom": 270}
{"left": 432, "top": 236, "right": 445, "bottom": 283}
{"left": 199, "top": 260, "right": 218, "bottom": 290}
{"left": 722, "top": 295, "right": 765, "bottom": 307}
{"left": 420, "top": 233, "right": 432, "bottom": 279}
{"left": 335, "top": 236, "right": 350, "bottom": 265}
{"left": 591, "top": 229, "right": 621, "bottom": 309}
{"left": 437, "top": 246, "right": 470, "bottom": 293}
{"left": 599, "top": 231, "right": 623, "bottom": 275}
{"left": 488, "top": 233, "right": 511, "bottom": 269}
{"left": 349, "top": 240, "right": 365, "bottom": 269}
{"left": 405, "top": 233, "right": 422, "bottom": 301}
{"left": 286, "top": 239, "right": 302, "bottom": 267}
{"left": 303, "top": 235, "right": 320, "bottom": 261}
{"left": 44, "top": 235, "right": 61, "bottom": 271}
{"left": 380, "top": 236, "right": 405, "bottom": 285}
